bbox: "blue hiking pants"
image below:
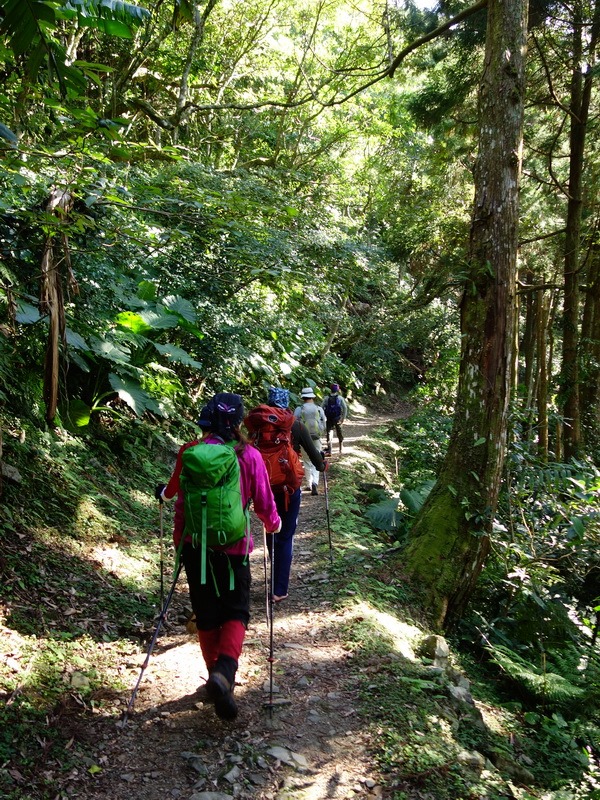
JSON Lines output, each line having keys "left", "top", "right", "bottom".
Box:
{"left": 267, "top": 487, "right": 301, "bottom": 597}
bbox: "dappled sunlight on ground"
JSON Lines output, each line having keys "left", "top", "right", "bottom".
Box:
{"left": 90, "top": 545, "right": 153, "bottom": 582}
{"left": 345, "top": 600, "right": 420, "bottom": 661}
{"left": 140, "top": 634, "right": 208, "bottom": 694}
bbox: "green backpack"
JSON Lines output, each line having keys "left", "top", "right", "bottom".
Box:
{"left": 180, "top": 440, "right": 249, "bottom": 586}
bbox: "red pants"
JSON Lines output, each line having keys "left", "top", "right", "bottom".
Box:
{"left": 197, "top": 619, "right": 245, "bottom": 671}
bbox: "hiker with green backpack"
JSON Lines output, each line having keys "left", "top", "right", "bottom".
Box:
{"left": 155, "top": 393, "right": 281, "bottom": 721}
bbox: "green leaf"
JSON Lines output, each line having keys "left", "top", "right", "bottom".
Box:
{"left": 59, "top": 61, "right": 89, "bottom": 94}
{"left": 162, "top": 295, "right": 197, "bottom": 323}
{"left": 400, "top": 480, "right": 435, "bottom": 515}
{"left": 172, "top": 0, "right": 194, "bottom": 26}
{"left": 108, "top": 373, "right": 151, "bottom": 416}
{"left": 68, "top": 350, "right": 91, "bottom": 372}
{"left": 474, "top": 437, "right": 486, "bottom": 446}
{"left": 16, "top": 300, "right": 41, "bottom": 324}
{"left": 72, "top": 60, "right": 114, "bottom": 72}
{"left": 152, "top": 342, "right": 202, "bottom": 368}
{"left": 365, "top": 497, "right": 402, "bottom": 531}
{"left": 566, "top": 516, "right": 586, "bottom": 541}
{"left": 65, "top": 329, "right": 90, "bottom": 350}
{"left": 0, "top": 123, "right": 18, "bottom": 145}
{"left": 115, "top": 311, "right": 153, "bottom": 335}
{"left": 137, "top": 280, "right": 156, "bottom": 301}
{"left": 94, "top": 18, "right": 133, "bottom": 38}
{"left": 66, "top": 398, "right": 92, "bottom": 427}
{"left": 89, "top": 337, "right": 131, "bottom": 363}
{"left": 139, "top": 309, "right": 179, "bottom": 330}
{"left": 0, "top": 0, "right": 55, "bottom": 54}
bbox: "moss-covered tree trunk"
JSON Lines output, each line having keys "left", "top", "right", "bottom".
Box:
{"left": 404, "top": 0, "right": 528, "bottom": 628}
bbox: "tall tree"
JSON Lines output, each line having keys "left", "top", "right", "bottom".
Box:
{"left": 404, "top": 0, "right": 528, "bottom": 627}
{"left": 558, "top": 0, "right": 600, "bottom": 459}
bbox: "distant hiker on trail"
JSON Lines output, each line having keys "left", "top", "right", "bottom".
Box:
{"left": 245, "top": 387, "right": 325, "bottom": 603}
{"left": 323, "top": 383, "right": 348, "bottom": 455}
{"left": 294, "top": 386, "right": 326, "bottom": 495}
{"left": 154, "top": 393, "right": 281, "bottom": 722}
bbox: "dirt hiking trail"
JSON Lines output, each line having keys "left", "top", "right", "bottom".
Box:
{"left": 75, "top": 411, "right": 395, "bottom": 800}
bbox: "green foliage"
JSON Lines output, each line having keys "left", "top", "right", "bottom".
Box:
{"left": 487, "top": 644, "right": 586, "bottom": 705}
{"left": 0, "top": 0, "right": 149, "bottom": 102}
{"left": 364, "top": 481, "right": 435, "bottom": 542}
{"left": 365, "top": 494, "right": 403, "bottom": 532}
{"left": 0, "top": 0, "right": 598, "bottom": 796}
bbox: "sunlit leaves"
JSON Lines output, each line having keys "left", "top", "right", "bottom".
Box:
{"left": 0, "top": 0, "right": 149, "bottom": 98}
{"left": 137, "top": 280, "right": 156, "bottom": 301}
{"left": 62, "top": 0, "right": 151, "bottom": 37}
{"left": 65, "top": 397, "right": 92, "bottom": 427}
{"left": 115, "top": 310, "right": 153, "bottom": 335}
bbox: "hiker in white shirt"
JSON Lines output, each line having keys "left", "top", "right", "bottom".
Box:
{"left": 294, "top": 387, "right": 326, "bottom": 495}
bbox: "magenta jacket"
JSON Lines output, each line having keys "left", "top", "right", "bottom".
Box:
{"left": 164, "top": 435, "right": 280, "bottom": 553}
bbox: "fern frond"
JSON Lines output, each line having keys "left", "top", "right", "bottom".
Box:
{"left": 487, "top": 644, "right": 586, "bottom": 704}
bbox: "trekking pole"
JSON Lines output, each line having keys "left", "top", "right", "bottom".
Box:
{"left": 268, "top": 531, "right": 275, "bottom": 718}
{"left": 262, "top": 526, "right": 270, "bottom": 625}
{"left": 159, "top": 503, "right": 165, "bottom": 608}
{"left": 121, "top": 560, "right": 183, "bottom": 726}
{"left": 323, "top": 466, "right": 333, "bottom": 566}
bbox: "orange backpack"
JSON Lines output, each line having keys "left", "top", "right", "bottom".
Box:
{"left": 245, "top": 405, "right": 305, "bottom": 506}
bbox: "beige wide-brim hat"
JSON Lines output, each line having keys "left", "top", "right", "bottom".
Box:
{"left": 300, "top": 387, "right": 316, "bottom": 398}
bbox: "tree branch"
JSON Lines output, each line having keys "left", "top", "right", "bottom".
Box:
{"left": 128, "top": 0, "right": 490, "bottom": 126}
{"left": 388, "top": 0, "right": 488, "bottom": 77}
{"left": 519, "top": 227, "right": 567, "bottom": 246}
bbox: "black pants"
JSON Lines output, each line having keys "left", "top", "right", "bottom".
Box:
{"left": 182, "top": 543, "right": 251, "bottom": 630}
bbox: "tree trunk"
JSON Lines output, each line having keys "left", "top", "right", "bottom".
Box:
{"left": 559, "top": 0, "right": 600, "bottom": 458}
{"left": 39, "top": 190, "right": 74, "bottom": 424}
{"left": 404, "top": 0, "right": 528, "bottom": 628}
{"left": 521, "top": 273, "right": 537, "bottom": 441}
{"left": 536, "top": 289, "right": 550, "bottom": 461}
{"left": 580, "top": 252, "right": 600, "bottom": 450}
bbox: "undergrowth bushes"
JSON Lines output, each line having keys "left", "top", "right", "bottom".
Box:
{"left": 352, "top": 402, "right": 600, "bottom": 797}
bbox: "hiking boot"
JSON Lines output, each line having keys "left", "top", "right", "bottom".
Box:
{"left": 311, "top": 483, "right": 318, "bottom": 495}
{"left": 206, "top": 670, "right": 238, "bottom": 721}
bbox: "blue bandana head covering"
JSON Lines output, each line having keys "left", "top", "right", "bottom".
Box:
{"left": 331, "top": 383, "right": 340, "bottom": 393}
{"left": 267, "top": 386, "right": 289, "bottom": 409}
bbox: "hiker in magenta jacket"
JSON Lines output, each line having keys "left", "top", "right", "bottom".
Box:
{"left": 155, "top": 393, "right": 280, "bottom": 721}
